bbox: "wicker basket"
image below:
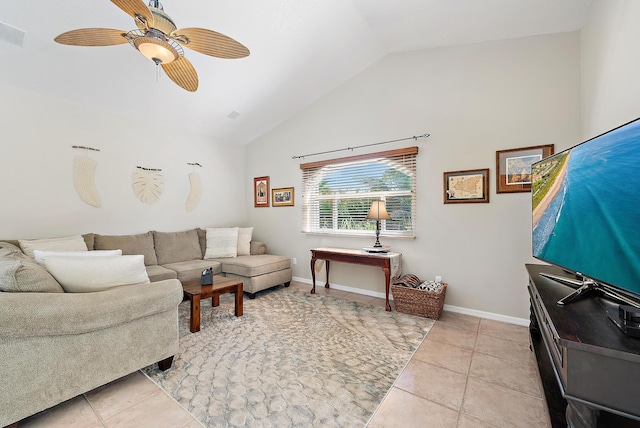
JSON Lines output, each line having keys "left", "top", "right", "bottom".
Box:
{"left": 391, "top": 283, "right": 447, "bottom": 319}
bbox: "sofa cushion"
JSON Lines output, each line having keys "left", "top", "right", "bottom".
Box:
{"left": 94, "top": 232, "right": 158, "bottom": 266}
{"left": 0, "top": 245, "right": 64, "bottom": 293}
{"left": 162, "top": 260, "right": 222, "bottom": 282}
{"left": 153, "top": 229, "right": 202, "bottom": 265}
{"left": 204, "top": 227, "right": 239, "bottom": 259}
{"left": 18, "top": 235, "right": 88, "bottom": 258}
{"left": 214, "top": 254, "right": 291, "bottom": 277}
{"left": 146, "top": 264, "right": 178, "bottom": 282}
{"left": 237, "top": 227, "right": 253, "bottom": 256}
{"left": 0, "top": 258, "right": 64, "bottom": 293}
{"left": 0, "top": 241, "right": 21, "bottom": 251}
{"left": 41, "top": 255, "right": 149, "bottom": 292}
{"left": 0, "top": 241, "right": 22, "bottom": 254}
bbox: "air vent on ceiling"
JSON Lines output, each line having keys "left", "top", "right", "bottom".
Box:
{"left": 0, "top": 21, "right": 25, "bottom": 47}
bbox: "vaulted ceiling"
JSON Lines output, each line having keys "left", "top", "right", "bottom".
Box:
{"left": 0, "top": 0, "right": 592, "bottom": 144}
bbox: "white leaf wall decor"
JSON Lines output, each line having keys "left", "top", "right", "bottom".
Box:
{"left": 185, "top": 171, "right": 202, "bottom": 212}
{"left": 132, "top": 169, "right": 164, "bottom": 204}
{"left": 73, "top": 155, "right": 101, "bottom": 208}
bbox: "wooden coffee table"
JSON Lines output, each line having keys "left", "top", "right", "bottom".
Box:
{"left": 181, "top": 276, "right": 243, "bottom": 332}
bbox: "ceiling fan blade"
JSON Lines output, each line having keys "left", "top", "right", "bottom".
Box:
{"left": 161, "top": 57, "right": 199, "bottom": 92}
{"left": 54, "top": 28, "right": 128, "bottom": 46}
{"left": 172, "top": 28, "right": 250, "bottom": 59}
{"left": 111, "top": 0, "right": 154, "bottom": 28}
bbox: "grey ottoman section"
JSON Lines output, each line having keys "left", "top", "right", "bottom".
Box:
{"left": 225, "top": 268, "right": 292, "bottom": 297}
{"left": 216, "top": 255, "right": 290, "bottom": 277}
{"left": 215, "top": 254, "right": 292, "bottom": 297}
{"left": 146, "top": 265, "right": 178, "bottom": 282}
{"left": 162, "top": 260, "right": 222, "bottom": 282}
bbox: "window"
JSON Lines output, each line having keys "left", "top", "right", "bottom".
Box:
{"left": 301, "top": 147, "right": 418, "bottom": 238}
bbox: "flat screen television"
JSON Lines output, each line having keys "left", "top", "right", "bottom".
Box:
{"left": 531, "top": 117, "right": 640, "bottom": 308}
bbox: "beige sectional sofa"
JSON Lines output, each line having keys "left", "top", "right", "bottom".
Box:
{"left": 88, "top": 228, "right": 292, "bottom": 297}
{"left": 0, "top": 227, "right": 291, "bottom": 426}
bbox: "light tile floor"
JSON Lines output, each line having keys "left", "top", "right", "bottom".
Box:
{"left": 16, "top": 281, "right": 549, "bottom": 428}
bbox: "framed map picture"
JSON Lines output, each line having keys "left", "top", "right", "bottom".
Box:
{"left": 443, "top": 168, "right": 490, "bottom": 204}
{"left": 496, "top": 144, "right": 554, "bottom": 193}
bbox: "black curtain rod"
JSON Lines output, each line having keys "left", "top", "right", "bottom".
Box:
{"left": 291, "top": 133, "right": 430, "bottom": 160}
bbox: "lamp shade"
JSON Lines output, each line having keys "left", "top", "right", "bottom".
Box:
{"left": 366, "top": 201, "right": 391, "bottom": 221}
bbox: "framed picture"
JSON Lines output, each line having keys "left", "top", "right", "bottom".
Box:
{"left": 254, "top": 176, "right": 269, "bottom": 207}
{"left": 496, "top": 144, "right": 554, "bottom": 193}
{"left": 443, "top": 168, "right": 490, "bottom": 204}
{"left": 272, "top": 187, "right": 295, "bottom": 207}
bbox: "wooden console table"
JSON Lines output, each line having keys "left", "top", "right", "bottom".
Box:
{"left": 310, "top": 248, "right": 401, "bottom": 311}
{"left": 526, "top": 264, "right": 640, "bottom": 428}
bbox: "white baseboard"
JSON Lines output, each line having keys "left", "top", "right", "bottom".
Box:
{"left": 292, "top": 276, "right": 387, "bottom": 298}
{"left": 291, "top": 276, "right": 529, "bottom": 326}
{"left": 441, "top": 304, "right": 529, "bottom": 326}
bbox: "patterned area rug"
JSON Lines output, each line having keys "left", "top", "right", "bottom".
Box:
{"left": 143, "top": 287, "right": 434, "bottom": 427}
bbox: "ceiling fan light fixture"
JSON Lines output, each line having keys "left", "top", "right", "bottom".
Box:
{"left": 134, "top": 36, "right": 178, "bottom": 64}
{"left": 55, "top": 0, "right": 249, "bottom": 91}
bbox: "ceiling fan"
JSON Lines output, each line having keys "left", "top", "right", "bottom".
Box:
{"left": 54, "top": 0, "right": 250, "bottom": 92}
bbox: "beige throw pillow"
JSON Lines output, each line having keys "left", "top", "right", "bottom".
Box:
{"left": 33, "top": 249, "right": 122, "bottom": 265}
{"left": 204, "top": 227, "right": 239, "bottom": 259}
{"left": 237, "top": 227, "right": 253, "bottom": 256}
{"left": 18, "top": 235, "right": 88, "bottom": 258}
{"left": 41, "top": 255, "right": 149, "bottom": 293}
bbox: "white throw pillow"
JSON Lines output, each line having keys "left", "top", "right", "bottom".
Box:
{"left": 33, "top": 249, "right": 122, "bottom": 265}
{"left": 19, "top": 235, "right": 88, "bottom": 258}
{"left": 41, "top": 255, "right": 150, "bottom": 293}
{"left": 237, "top": 227, "right": 253, "bottom": 256}
{"left": 204, "top": 227, "right": 239, "bottom": 259}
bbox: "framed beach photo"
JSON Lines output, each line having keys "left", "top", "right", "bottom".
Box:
{"left": 443, "top": 168, "right": 490, "bottom": 204}
{"left": 496, "top": 144, "right": 554, "bottom": 193}
{"left": 272, "top": 187, "right": 294, "bottom": 207}
{"left": 254, "top": 176, "right": 270, "bottom": 207}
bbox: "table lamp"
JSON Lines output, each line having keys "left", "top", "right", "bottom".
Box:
{"left": 365, "top": 200, "right": 391, "bottom": 251}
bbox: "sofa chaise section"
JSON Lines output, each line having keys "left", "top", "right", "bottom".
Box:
{"left": 153, "top": 228, "right": 292, "bottom": 296}
{"left": 215, "top": 254, "right": 292, "bottom": 298}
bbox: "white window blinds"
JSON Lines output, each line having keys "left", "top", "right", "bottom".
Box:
{"left": 300, "top": 147, "right": 418, "bottom": 237}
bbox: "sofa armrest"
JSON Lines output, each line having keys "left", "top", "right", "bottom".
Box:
{"left": 0, "top": 279, "right": 183, "bottom": 339}
{"left": 250, "top": 241, "right": 267, "bottom": 255}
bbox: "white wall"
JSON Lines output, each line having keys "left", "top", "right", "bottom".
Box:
{"left": 0, "top": 83, "right": 247, "bottom": 239}
{"left": 246, "top": 32, "right": 581, "bottom": 319}
{"left": 581, "top": 0, "right": 640, "bottom": 139}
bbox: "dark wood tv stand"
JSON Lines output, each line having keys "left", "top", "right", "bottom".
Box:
{"left": 526, "top": 264, "right": 640, "bottom": 428}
